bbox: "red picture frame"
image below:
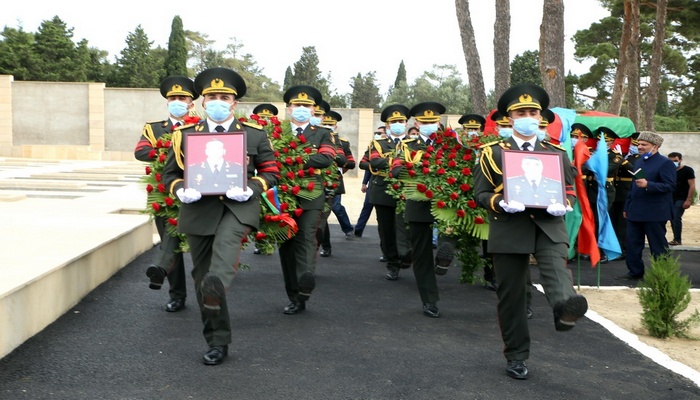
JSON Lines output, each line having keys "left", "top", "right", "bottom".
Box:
{"left": 502, "top": 149, "right": 565, "bottom": 208}
{"left": 184, "top": 131, "right": 247, "bottom": 195}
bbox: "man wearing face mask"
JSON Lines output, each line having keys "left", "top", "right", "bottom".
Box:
{"left": 278, "top": 85, "right": 336, "bottom": 315}
{"left": 161, "top": 67, "right": 280, "bottom": 365}
{"left": 360, "top": 105, "right": 413, "bottom": 280}
{"left": 491, "top": 111, "right": 513, "bottom": 140}
{"left": 317, "top": 110, "right": 355, "bottom": 257}
{"left": 474, "top": 84, "right": 587, "bottom": 380}
{"left": 611, "top": 132, "right": 641, "bottom": 255}
{"left": 667, "top": 151, "right": 695, "bottom": 246}
{"left": 620, "top": 131, "right": 676, "bottom": 280}
{"left": 135, "top": 76, "right": 197, "bottom": 313}
{"left": 389, "top": 102, "right": 446, "bottom": 318}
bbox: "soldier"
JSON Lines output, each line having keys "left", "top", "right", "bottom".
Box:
{"left": 611, "top": 132, "right": 640, "bottom": 256}
{"left": 359, "top": 104, "right": 412, "bottom": 280}
{"left": 161, "top": 67, "right": 280, "bottom": 365}
{"left": 135, "top": 75, "right": 197, "bottom": 313}
{"left": 474, "top": 84, "right": 587, "bottom": 380}
{"left": 318, "top": 110, "right": 356, "bottom": 257}
{"left": 251, "top": 103, "right": 279, "bottom": 256}
{"left": 390, "top": 102, "right": 446, "bottom": 318}
{"left": 278, "top": 85, "right": 336, "bottom": 315}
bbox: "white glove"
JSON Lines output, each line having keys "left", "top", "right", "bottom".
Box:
{"left": 226, "top": 186, "right": 254, "bottom": 202}
{"left": 613, "top": 144, "right": 622, "bottom": 154}
{"left": 176, "top": 188, "right": 202, "bottom": 204}
{"left": 546, "top": 203, "right": 573, "bottom": 216}
{"left": 499, "top": 199, "right": 525, "bottom": 213}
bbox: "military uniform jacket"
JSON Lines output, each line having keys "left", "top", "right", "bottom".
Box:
{"left": 296, "top": 124, "right": 336, "bottom": 210}
{"left": 334, "top": 137, "right": 355, "bottom": 195}
{"left": 474, "top": 137, "right": 576, "bottom": 253}
{"left": 391, "top": 138, "right": 434, "bottom": 223}
{"left": 623, "top": 153, "right": 676, "bottom": 222}
{"left": 614, "top": 153, "right": 640, "bottom": 203}
{"left": 162, "top": 120, "right": 280, "bottom": 235}
{"left": 134, "top": 119, "right": 177, "bottom": 162}
{"left": 359, "top": 138, "right": 398, "bottom": 207}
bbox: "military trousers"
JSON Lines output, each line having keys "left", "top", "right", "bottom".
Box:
{"left": 279, "top": 209, "right": 322, "bottom": 302}
{"left": 154, "top": 215, "right": 186, "bottom": 300}
{"left": 408, "top": 221, "right": 439, "bottom": 304}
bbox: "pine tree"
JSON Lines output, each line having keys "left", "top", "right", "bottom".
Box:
{"left": 350, "top": 72, "right": 382, "bottom": 110}
{"left": 113, "top": 25, "right": 163, "bottom": 88}
{"left": 165, "top": 16, "right": 188, "bottom": 77}
{"left": 0, "top": 26, "right": 36, "bottom": 80}
{"left": 32, "top": 16, "right": 81, "bottom": 81}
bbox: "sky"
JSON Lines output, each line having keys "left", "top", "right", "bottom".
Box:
{"left": 1, "top": 0, "right": 611, "bottom": 96}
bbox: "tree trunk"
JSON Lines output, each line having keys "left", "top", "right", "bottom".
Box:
{"left": 626, "top": 0, "right": 641, "bottom": 128}
{"left": 609, "top": 1, "right": 633, "bottom": 115}
{"left": 642, "top": 0, "right": 668, "bottom": 131}
{"left": 493, "top": 0, "right": 511, "bottom": 100}
{"left": 455, "top": 0, "right": 488, "bottom": 115}
{"left": 539, "top": 0, "right": 566, "bottom": 107}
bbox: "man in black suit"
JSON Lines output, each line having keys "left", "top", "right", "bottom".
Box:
{"left": 161, "top": 67, "right": 279, "bottom": 365}
{"left": 135, "top": 75, "right": 197, "bottom": 313}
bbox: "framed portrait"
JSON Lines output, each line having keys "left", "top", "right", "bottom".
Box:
{"left": 184, "top": 130, "right": 247, "bottom": 195}
{"left": 502, "top": 149, "right": 565, "bottom": 208}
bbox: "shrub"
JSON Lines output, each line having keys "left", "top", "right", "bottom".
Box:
{"left": 637, "top": 253, "right": 700, "bottom": 339}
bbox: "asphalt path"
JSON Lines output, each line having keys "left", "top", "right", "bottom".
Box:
{"left": 1, "top": 225, "right": 699, "bottom": 399}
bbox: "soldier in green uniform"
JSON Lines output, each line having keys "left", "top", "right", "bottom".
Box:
{"left": 161, "top": 67, "right": 280, "bottom": 365}
{"left": 474, "top": 84, "right": 588, "bottom": 380}
{"left": 390, "top": 102, "right": 446, "bottom": 318}
{"left": 135, "top": 75, "right": 197, "bottom": 313}
{"left": 359, "top": 104, "right": 412, "bottom": 281}
{"left": 611, "top": 131, "right": 641, "bottom": 257}
{"left": 278, "top": 86, "right": 336, "bottom": 315}
{"left": 318, "top": 110, "right": 356, "bottom": 256}
{"left": 251, "top": 103, "right": 279, "bottom": 255}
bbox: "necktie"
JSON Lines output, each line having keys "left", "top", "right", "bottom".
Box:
{"left": 425, "top": 139, "right": 431, "bottom": 147}
{"left": 215, "top": 125, "right": 225, "bottom": 132}
{"left": 531, "top": 180, "right": 537, "bottom": 191}
{"left": 173, "top": 121, "right": 181, "bottom": 128}
{"left": 296, "top": 127, "right": 303, "bottom": 135}
{"left": 394, "top": 138, "right": 400, "bottom": 145}
{"left": 521, "top": 142, "right": 531, "bottom": 151}
{"left": 214, "top": 165, "right": 220, "bottom": 174}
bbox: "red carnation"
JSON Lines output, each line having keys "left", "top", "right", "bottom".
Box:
{"left": 151, "top": 202, "right": 161, "bottom": 212}
{"left": 250, "top": 114, "right": 260, "bottom": 121}
{"left": 307, "top": 181, "right": 315, "bottom": 191}
{"left": 456, "top": 209, "right": 466, "bottom": 218}
{"left": 156, "top": 139, "right": 163, "bottom": 148}
{"left": 468, "top": 199, "right": 477, "bottom": 209}
{"left": 296, "top": 156, "right": 304, "bottom": 164}
{"left": 416, "top": 183, "right": 427, "bottom": 193}
{"left": 462, "top": 154, "right": 472, "bottom": 161}
{"left": 392, "top": 184, "right": 400, "bottom": 190}
{"left": 292, "top": 186, "right": 301, "bottom": 195}
{"left": 461, "top": 167, "right": 471, "bottom": 176}
{"left": 280, "top": 184, "right": 289, "bottom": 192}
{"left": 448, "top": 160, "right": 457, "bottom": 168}
{"left": 271, "top": 117, "right": 281, "bottom": 126}
{"left": 157, "top": 183, "right": 165, "bottom": 193}
{"left": 437, "top": 168, "right": 446, "bottom": 175}
{"left": 158, "top": 153, "right": 167, "bottom": 163}
{"left": 155, "top": 173, "right": 162, "bottom": 182}
{"left": 163, "top": 140, "right": 171, "bottom": 148}
{"left": 298, "top": 135, "right": 307, "bottom": 143}
{"left": 280, "top": 202, "right": 289, "bottom": 211}
{"left": 450, "top": 192, "right": 459, "bottom": 200}
{"left": 286, "top": 171, "right": 295, "bottom": 180}
{"left": 422, "top": 152, "right": 430, "bottom": 159}
{"left": 259, "top": 120, "right": 268, "bottom": 127}
{"left": 273, "top": 132, "right": 281, "bottom": 140}
{"left": 276, "top": 161, "right": 283, "bottom": 169}
{"left": 297, "top": 170, "right": 305, "bottom": 178}
{"left": 285, "top": 157, "right": 294, "bottom": 165}
{"left": 447, "top": 152, "right": 457, "bottom": 159}
{"left": 282, "top": 148, "right": 289, "bottom": 154}
{"left": 146, "top": 184, "right": 154, "bottom": 193}
{"left": 148, "top": 149, "right": 157, "bottom": 159}
{"left": 255, "top": 232, "right": 267, "bottom": 240}
{"left": 274, "top": 151, "right": 280, "bottom": 157}
{"left": 307, "top": 167, "right": 315, "bottom": 175}
{"left": 422, "top": 160, "right": 430, "bottom": 167}
{"left": 408, "top": 170, "right": 416, "bottom": 177}
{"left": 405, "top": 162, "right": 413, "bottom": 169}
{"left": 460, "top": 183, "right": 471, "bottom": 191}
{"left": 264, "top": 215, "right": 272, "bottom": 222}
{"left": 145, "top": 166, "right": 152, "bottom": 175}
{"left": 474, "top": 216, "right": 485, "bottom": 224}
{"left": 446, "top": 177, "right": 456, "bottom": 185}
{"left": 168, "top": 218, "right": 178, "bottom": 226}
{"left": 304, "top": 148, "right": 312, "bottom": 154}
{"left": 410, "top": 151, "right": 417, "bottom": 158}
{"left": 164, "top": 197, "right": 174, "bottom": 206}
{"left": 294, "top": 208, "right": 303, "bottom": 217}
{"left": 289, "top": 141, "right": 298, "bottom": 149}
{"left": 331, "top": 183, "right": 338, "bottom": 189}
{"left": 422, "top": 167, "right": 430, "bottom": 175}
{"left": 325, "top": 169, "right": 332, "bottom": 175}
{"left": 436, "top": 201, "right": 446, "bottom": 209}
{"left": 241, "top": 236, "right": 249, "bottom": 243}
{"left": 425, "top": 190, "right": 434, "bottom": 199}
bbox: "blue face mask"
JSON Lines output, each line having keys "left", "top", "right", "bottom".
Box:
{"left": 512, "top": 117, "right": 540, "bottom": 136}
{"left": 309, "top": 116, "right": 322, "bottom": 126}
{"left": 419, "top": 123, "right": 438, "bottom": 136}
{"left": 673, "top": 161, "right": 680, "bottom": 168}
{"left": 390, "top": 123, "right": 406, "bottom": 135}
{"left": 205, "top": 100, "right": 232, "bottom": 122}
{"left": 498, "top": 127, "right": 513, "bottom": 139}
{"left": 373, "top": 134, "right": 383, "bottom": 140}
{"left": 291, "top": 106, "right": 312, "bottom": 123}
{"left": 628, "top": 145, "right": 639, "bottom": 155}
{"left": 536, "top": 129, "right": 547, "bottom": 141}
{"left": 570, "top": 138, "right": 579, "bottom": 148}
{"left": 643, "top": 152, "right": 653, "bottom": 160}
{"left": 168, "top": 100, "right": 189, "bottom": 118}
{"left": 467, "top": 130, "right": 479, "bottom": 138}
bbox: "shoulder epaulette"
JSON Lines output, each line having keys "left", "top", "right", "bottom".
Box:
{"left": 175, "top": 123, "right": 196, "bottom": 131}
{"left": 241, "top": 121, "right": 263, "bottom": 130}
{"left": 481, "top": 140, "right": 501, "bottom": 147}
{"left": 146, "top": 119, "right": 167, "bottom": 125}
{"left": 401, "top": 138, "right": 417, "bottom": 143}
{"left": 339, "top": 137, "right": 349, "bottom": 142}
{"left": 544, "top": 141, "right": 565, "bottom": 151}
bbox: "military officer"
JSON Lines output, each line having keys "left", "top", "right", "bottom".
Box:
{"left": 318, "top": 110, "right": 356, "bottom": 256}
{"left": 161, "top": 67, "right": 280, "bottom": 365}
{"left": 135, "top": 75, "right": 197, "bottom": 313}
{"left": 611, "top": 131, "right": 641, "bottom": 256}
{"left": 390, "top": 102, "right": 446, "bottom": 318}
{"left": 474, "top": 84, "right": 587, "bottom": 380}
{"left": 278, "top": 85, "right": 336, "bottom": 315}
{"left": 252, "top": 103, "right": 278, "bottom": 118}
{"left": 359, "top": 104, "right": 413, "bottom": 281}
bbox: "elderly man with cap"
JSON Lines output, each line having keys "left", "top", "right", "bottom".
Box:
{"left": 136, "top": 75, "right": 197, "bottom": 313}
{"left": 317, "top": 110, "right": 356, "bottom": 257}
{"left": 161, "top": 67, "right": 280, "bottom": 365}
{"left": 389, "top": 102, "right": 446, "bottom": 318}
{"left": 278, "top": 85, "right": 336, "bottom": 315}
{"left": 474, "top": 84, "right": 587, "bottom": 380}
{"left": 620, "top": 131, "right": 676, "bottom": 280}
{"left": 360, "top": 104, "right": 413, "bottom": 280}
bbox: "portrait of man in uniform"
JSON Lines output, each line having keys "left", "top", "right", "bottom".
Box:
{"left": 184, "top": 132, "right": 246, "bottom": 195}
{"left": 503, "top": 151, "right": 565, "bottom": 208}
